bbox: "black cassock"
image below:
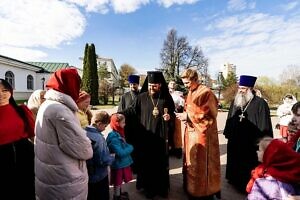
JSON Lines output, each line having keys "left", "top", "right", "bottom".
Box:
{"left": 118, "top": 91, "right": 138, "bottom": 112}
{"left": 117, "top": 91, "right": 139, "bottom": 172}
{"left": 123, "top": 90, "right": 175, "bottom": 197}
{"left": 223, "top": 95, "right": 273, "bottom": 192}
{"left": 118, "top": 92, "right": 138, "bottom": 146}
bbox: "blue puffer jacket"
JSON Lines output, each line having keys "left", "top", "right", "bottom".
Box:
{"left": 106, "top": 130, "right": 133, "bottom": 169}
{"left": 85, "top": 126, "right": 115, "bottom": 183}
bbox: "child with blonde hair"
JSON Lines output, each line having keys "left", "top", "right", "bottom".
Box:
{"left": 106, "top": 113, "right": 133, "bottom": 200}
{"left": 76, "top": 91, "right": 93, "bottom": 128}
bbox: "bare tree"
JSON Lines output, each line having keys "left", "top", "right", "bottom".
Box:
{"left": 186, "top": 46, "right": 209, "bottom": 84}
{"left": 160, "top": 28, "right": 208, "bottom": 83}
{"left": 160, "top": 29, "right": 179, "bottom": 80}
{"left": 279, "top": 65, "right": 300, "bottom": 86}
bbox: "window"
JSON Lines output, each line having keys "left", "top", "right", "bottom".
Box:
{"left": 27, "top": 75, "right": 34, "bottom": 90}
{"left": 5, "top": 71, "right": 15, "bottom": 88}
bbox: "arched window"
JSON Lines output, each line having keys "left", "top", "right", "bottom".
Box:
{"left": 5, "top": 71, "right": 15, "bottom": 88}
{"left": 27, "top": 75, "right": 34, "bottom": 90}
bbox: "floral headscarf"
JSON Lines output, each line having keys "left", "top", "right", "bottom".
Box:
{"left": 246, "top": 139, "right": 300, "bottom": 193}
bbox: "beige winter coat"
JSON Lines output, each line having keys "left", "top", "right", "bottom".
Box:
{"left": 35, "top": 89, "right": 93, "bottom": 200}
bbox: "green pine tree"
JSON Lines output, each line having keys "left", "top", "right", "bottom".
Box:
{"left": 81, "top": 43, "right": 90, "bottom": 92}
{"left": 89, "top": 43, "right": 99, "bottom": 105}
{"left": 222, "top": 71, "right": 237, "bottom": 88}
{"left": 81, "top": 43, "right": 99, "bottom": 105}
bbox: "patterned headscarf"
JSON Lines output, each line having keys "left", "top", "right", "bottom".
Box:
{"left": 246, "top": 139, "right": 300, "bottom": 193}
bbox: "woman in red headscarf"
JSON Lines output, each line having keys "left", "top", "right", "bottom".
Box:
{"left": 247, "top": 137, "right": 300, "bottom": 199}
{"left": 0, "top": 78, "right": 35, "bottom": 199}
{"left": 106, "top": 113, "right": 133, "bottom": 200}
{"left": 34, "top": 68, "right": 93, "bottom": 200}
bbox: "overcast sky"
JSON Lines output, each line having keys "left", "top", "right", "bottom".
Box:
{"left": 1, "top": 0, "right": 300, "bottom": 79}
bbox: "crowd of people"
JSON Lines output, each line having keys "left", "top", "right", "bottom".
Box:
{"left": 1, "top": 67, "right": 300, "bottom": 200}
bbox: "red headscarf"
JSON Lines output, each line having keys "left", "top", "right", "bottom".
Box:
{"left": 110, "top": 113, "right": 125, "bottom": 137}
{"left": 246, "top": 139, "right": 300, "bottom": 193}
{"left": 46, "top": 68, "right": 81, "bottom": 102}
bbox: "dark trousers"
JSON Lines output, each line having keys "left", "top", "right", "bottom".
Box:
{"left": 0, "top": 138, "right": 35, "bottom": 200}
{"left": 87, "top": 175, "right": 109, "bottom": 200}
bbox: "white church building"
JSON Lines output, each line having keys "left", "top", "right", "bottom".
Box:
{"left": 0, "top": 54, "right": 74, "bottom": 100}
{"left": 0, "top": 54, "right": 119, "bottom": 101}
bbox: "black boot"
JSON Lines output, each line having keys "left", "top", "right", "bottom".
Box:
{"left": 144, "top": 190, "right": 155, "bottom": 199}
{"left": 121, "top": 191, "right": 129, "bottom": 200}
{"left": 113, "top": 195, "right": 130, "bottom": 200}
{"left": 174, "top": 148, "right": 182, "bottom": 159}
{"left": 113, "top": 195, "right": 121, "bottom": 200}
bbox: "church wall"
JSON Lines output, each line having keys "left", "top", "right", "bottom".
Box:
{"left": 0, "top": 60, "right": 51, "bottom": 100}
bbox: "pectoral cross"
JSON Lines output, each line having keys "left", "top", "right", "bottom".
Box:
{"left": 239, "top": 113, "right": 245, "bottom": 122}
{"left": 164, "top": 108, "right": 168, "bottom": 114}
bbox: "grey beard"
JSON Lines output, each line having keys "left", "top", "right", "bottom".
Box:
{"left": 234, "top": 90, "right": 254, "bottom": 108}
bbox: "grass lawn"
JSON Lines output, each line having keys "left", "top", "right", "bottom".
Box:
{"left": 16, "top": 99, "right": 28, "bottom": 104}
{"left": 92, "top": 96, "right": 119, "bottom": 110}
{"left": 92, "top": 104, "right": 117, "bottom": 110}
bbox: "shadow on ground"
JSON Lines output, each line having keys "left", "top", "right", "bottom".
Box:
{"left": 109, "top": 155, "right": 247, "bottom": 200}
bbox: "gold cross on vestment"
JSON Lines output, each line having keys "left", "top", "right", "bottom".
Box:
{"left": 239, "top": 113, "right": 245, "bottom": 122}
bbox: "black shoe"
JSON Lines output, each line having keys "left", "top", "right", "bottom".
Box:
{"left": 144, "top": 191, "right": 155, "bottom": 199}
{"left": 136, "top": 183, "right": 143, "bottom": 191}
{"left": 174, "top": 148, "right": 182, "bottom": 159}
{"left": 169, "top": 148, "right": 182, "bottom": 159}
{"left": 113, "top": 195, "right": 129, "bottom": 200}
{"left": 113, "top": 195, "right": 121, "bottom": 200}
{"left": 168, "top": 148, "right": 175, "bottom": 156}
{"left": 158, "top": 191, "right": 168, "bottom": 198}
{"left": 121, "top": 192, "right": 129, "bottom": 198}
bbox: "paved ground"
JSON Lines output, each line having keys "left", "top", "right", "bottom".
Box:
{"left": 95, "top": 107, "right": 280, "bottom": 200}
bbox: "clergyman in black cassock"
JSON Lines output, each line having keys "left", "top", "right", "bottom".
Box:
{"left": 121, "top": 71, "right": 175, "bottom": 199}
{"left": 223, "top": 75, "right": 273, "bottom": 193}
{"left": 117, "top": 74, "right": 140, "bottom": 173}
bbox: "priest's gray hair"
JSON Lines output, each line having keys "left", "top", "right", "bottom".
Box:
{"left": 234, "top": 88, "right": 254, "bottom": 108}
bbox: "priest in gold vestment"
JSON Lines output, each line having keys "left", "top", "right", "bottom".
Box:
{"left": 176, "top": 69, "right": 221, "bottom": 200}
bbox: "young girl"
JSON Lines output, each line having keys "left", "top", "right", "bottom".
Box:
{"left": 106, "top": 113, "right": 133, "bottom": 200}
{"left": 246, "top": 137, "right": 300, "bottom": 199}
{"left": 76, "top": 91, "right": 92, "bottom": 128}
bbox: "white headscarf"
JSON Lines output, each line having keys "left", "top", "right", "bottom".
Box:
{"left": 283, "top": 94, "right": 297, "bottom": 105}
{"left": 27, "top": 89, "right": 45, "bottom": 110}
